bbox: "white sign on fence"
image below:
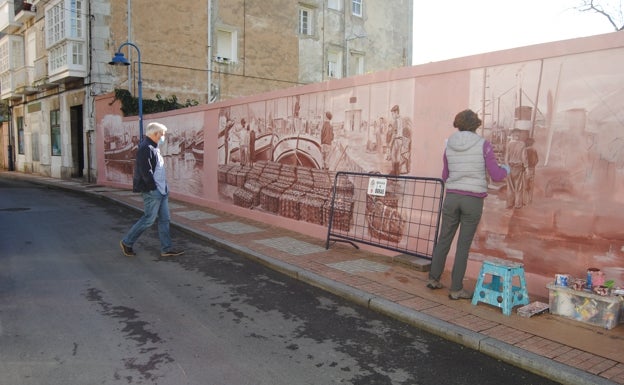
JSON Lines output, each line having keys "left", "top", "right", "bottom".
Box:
{"left": 368, "top": 177, "right": 387, "bottom": 196}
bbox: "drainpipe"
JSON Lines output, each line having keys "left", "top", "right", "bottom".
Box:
{"left": 86, "top": 131, "right": 92, "bottom": 183}
{"left": 207, "top": 0, "right": 213, "bottom": 103}
{"left": 7, "top": 105, "right": 14, "bottom": 171}
{"left": 127, "top": 0, "right": 133, "bottom": 91}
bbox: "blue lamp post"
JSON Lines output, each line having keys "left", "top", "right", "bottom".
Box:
{"left": 109, "top": 42, "right": 143, "bottom": 140}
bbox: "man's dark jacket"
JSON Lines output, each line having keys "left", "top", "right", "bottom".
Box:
{"left": 132, "top": 137, "right": 159, "bottom": 193}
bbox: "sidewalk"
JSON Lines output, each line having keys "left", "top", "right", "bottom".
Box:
{"left": 3, "top": 171, "right": 623, "bottom": 385}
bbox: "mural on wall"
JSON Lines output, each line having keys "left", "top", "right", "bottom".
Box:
{"left": 96, "top": 37, "right": 624, "bottom": 285}
{"left": 217, "top": 80, "right": 415, "bottom": 246}
{"left": 467, "top": 49, "right": 624, "bottom": 279}
{"left": 101, "top": 112, "right": 205, "bottom": 197}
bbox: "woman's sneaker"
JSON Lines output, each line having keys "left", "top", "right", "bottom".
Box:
{"left": 426, "top": 279, "right": 444, "bottom": 289}
{"left": 448, "top": 289, "right": 473, "bottom": 300}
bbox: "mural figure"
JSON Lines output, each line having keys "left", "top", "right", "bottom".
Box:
{"left": 378, "top": 117, "right": 387, "bottom": 156}
{"left": 249, "top": 125, "right": 256, "bottom": 166}
{"left": 389, "top": 105, "right": 403, "bottom": 175}
{"left": 524, "top": 137, "right": 539, "bottom": 204}
{"left": 240, "top": 119, "right": 250, "bottom": 166}
{"left": 387, "top": 105, "right": 412, "bottom": 175}
{"left": 321, "top": 111, "right": 334, "bottom": 169}
{"left": 505, "top": 128, "right": 528, "bottom": 209}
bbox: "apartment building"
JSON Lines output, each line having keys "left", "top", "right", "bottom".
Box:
{"left": 0, "top": 0, "right": 413, "bottom": 180}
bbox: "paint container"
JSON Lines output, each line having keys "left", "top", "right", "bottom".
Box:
{"left": 586, "top": 268, "right": 601, "bottom": 289}
{"left": 554, "top": 274, "right": 569, "bottom": 287}
{"left": 585, "top": 267, "right": 600, "bottom": 289}
{"left": 592, "top": 270, "right": 606, "bottom": 287}
{"left": 571, "top": 279, "right": 586, "bottom": 291}
{"left": 592, "top": 285, "right": 610, "bottom": 296}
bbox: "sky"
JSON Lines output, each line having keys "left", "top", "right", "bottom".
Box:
{"left": 412, "top": 0, "right": 617, "bottom": 64}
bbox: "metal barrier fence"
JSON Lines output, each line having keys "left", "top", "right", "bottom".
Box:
{"left": 325, "top": 172, "right": 445, "bottom": 260}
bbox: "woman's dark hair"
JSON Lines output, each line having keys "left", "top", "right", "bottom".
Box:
{"left": 453, "top": 109, "right": 482, "bottom": 132}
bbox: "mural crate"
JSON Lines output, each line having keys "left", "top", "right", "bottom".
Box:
{"left": 233, "top": 188, "right": 255, "bottom": 208}
{"left": 324, "top": 197, "right": 354, "bottom": 232}
{"left": 243, "top": 180, "right": 265, "bottom": 206}
{"left": 260, "top": 183, "right": 290, "bottom": 213}
{"left": 279, "top": 190, "right": 306, "bottom": 219}
{"left": 366, "top": 194, "right": 405, "bottom": 243}
{"left": 547, "top": 284, "right": 623, "bottom": 330}
{"left": 300, "top": 195, "right": 327, "bottom": 225}
{"left": 218, "top": 164, "right": 236, "bottom": 183}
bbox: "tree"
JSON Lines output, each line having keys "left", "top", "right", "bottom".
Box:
{"left": 576, "top": 0, "right": 624, "bottom": 30}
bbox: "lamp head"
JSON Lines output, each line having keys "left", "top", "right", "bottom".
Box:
{"left": 109, "top": 52, "right": 130, "bottom": 66}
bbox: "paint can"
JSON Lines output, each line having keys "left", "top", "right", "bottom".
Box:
{"left": 554, "top": 274, "right": 569, "bottom": 287}
{"left": 592, "top": 270, "right": 605, "bottom": 287}
{"left": 586, "top": 268, "right": 600, "bottom": 289}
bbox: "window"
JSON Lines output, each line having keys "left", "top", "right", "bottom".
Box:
{"left": 51, "top": 110, "right": 61, "bottom": 156}
{"left": 46, "top": 2, "right": 64, "bottom": 47}
{"left": 46, "top": 0, "right": 83, "bottom": 45}
{"left": 0, "top": 40, "right": 8, "bottom": 73}
{"left": 69, "top": 0, "right": 84, "bottom": 39}
{"left": 71, "top": 41, "right": 84, "bottom": 66}
{"left": 327, "top": 51, "right": 341, "bottom": 79}
{"left": 31, "top": 132, "right": 40, "bottom": 162}
{"left": 49, "top": 45, "right": 66, "bottom": 71}
{"left": 17, "top": 117, "right": 24, "bottom": 155}
{"left": 328, "top": 0, "right": 342, "bottom": 11}
{"left": 354, "top": 54, "right": 365, "bottom": 75}
{"left": 352, "top": 0, "right": 362, "bottom": 16}
{"left": 299, "top": 8, "right": 313, "bottom": 36}
{"left": 215, "top": 28, "right": 237, "bottom": 62}
{"left": 45, "top": 0, "right": 86, "bottom": 72}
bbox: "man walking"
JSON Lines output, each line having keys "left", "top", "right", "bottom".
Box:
{"left": 120, "top": 122, "right": 184, "bottom": 257}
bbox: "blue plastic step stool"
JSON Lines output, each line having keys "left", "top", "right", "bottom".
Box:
{"left": 471, "top": 259, "right": 529, "bottom": 316}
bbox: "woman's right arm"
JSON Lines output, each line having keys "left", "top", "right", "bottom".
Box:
{"left": 483, "top": 141, "right": 508, "bottom": 182}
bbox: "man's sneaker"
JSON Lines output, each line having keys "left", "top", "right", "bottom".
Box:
{"left": 426, "top": 278, "right": 444, "bottom": 289}
{"left": 120, "top": 241, "right": 136, "bottom": 257}
{"left": 161, "top": 249, "right": 184, "bottom": 257}
{"left": 448, "top": 289, "right": 473, "bottom": 300}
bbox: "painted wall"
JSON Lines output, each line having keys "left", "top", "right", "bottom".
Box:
{"left": 96, "top": 32, "right": 624, "bottom": 298}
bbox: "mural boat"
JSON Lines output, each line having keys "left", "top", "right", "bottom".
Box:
{"left": 105, "top": 136, "right": 137, "bottom": 161}
{"left": 217, "top": 133, "right": 321, "bottom": 168}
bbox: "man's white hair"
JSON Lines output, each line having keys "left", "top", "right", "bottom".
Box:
{"left": 146, "top": 122, "right": 168, "bottom": 136}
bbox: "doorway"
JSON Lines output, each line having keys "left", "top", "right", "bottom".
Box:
{"left": 70, "top": 105, "right": 84, "bottom": 178}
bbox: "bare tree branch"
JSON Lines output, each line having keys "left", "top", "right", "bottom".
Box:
{"left": 576, "top": 0, "right": 624, "bottom": 31}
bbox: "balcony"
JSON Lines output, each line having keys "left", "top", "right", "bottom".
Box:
{"left": 15, "top": 1, "right": 35, "bottom": 24}
{"left": 0, "top": 1, "right": 22, "bottom": 34}
{"left": 14, "top": 65, "right": 37, "bottom": 95}
{"left": 33, "top": 55, "right": 56, "bottom": 89}
{"left": 47, "top": 40, "right": 87, "bottom": 84}
{"left": 0, "top": 34, "right": 25, "bottom": 100}
{"left": 0, "top": 71, "right": 23, "bottom": 100}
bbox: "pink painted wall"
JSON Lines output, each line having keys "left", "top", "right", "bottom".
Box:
{"left": 96, "top": 31, "right": 624, "bottom": 298}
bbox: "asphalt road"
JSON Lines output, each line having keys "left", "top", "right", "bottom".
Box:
{"left": 0, "top": 178, "right": 560, "bottom": 385}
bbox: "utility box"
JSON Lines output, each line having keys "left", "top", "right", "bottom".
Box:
{"left": 547, "top": 284, "right": 623, "bottom": 330}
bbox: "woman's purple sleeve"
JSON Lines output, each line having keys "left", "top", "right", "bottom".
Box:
{"left": 483, "top": 141, "right": 507, "bottom": 182}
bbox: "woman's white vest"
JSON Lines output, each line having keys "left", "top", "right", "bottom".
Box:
{"left": 445, "top": 131, "right": 487, "bottom": 193}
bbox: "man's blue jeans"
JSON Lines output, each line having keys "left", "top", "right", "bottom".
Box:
{"left": 122, "top": 190, "right": 172, "bottom": 253}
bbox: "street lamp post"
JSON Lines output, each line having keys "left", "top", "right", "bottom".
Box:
{"left": 109, "top": 42, "right": 143, "bottom": 140}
